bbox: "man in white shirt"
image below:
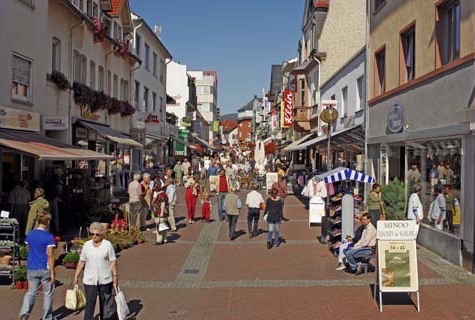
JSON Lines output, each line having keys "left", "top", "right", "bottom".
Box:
{"left": 181, "top": 158, "right": 191, "bottom": 177}
{"left": 344, "top": 213, "right": 377, "bottom": 275}
{"left": 407, "top": 184, "right": 423, "bottom": 236}
{"left": 127, "top": 173, "right": 142, "bottom": 227}
{"left": 245, "top": 184, "right": 265, "bottom": 238}
{"left": 165, "top": 178, "right": 177, "bottom": 232}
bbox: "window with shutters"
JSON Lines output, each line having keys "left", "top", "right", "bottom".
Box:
{"left": 90, "top": 60, "right": 96, "bottom": 89}
{"left": 52, "top": 38, "right": 61, "bottom": 72}
{"left": 11, "top": 54, "right": 32, "bottom": 102}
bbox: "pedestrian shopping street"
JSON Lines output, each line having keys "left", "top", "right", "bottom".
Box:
{"left": 2, "top": 187, "right": 475, "bottom": 320}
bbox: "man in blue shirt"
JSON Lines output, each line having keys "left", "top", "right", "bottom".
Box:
{"left": 19, "top": 213, "right": 56, "bottom": 320}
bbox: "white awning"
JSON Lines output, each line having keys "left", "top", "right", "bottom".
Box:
{"left": 282, "top": 131, "right": 319, "bottom": 152}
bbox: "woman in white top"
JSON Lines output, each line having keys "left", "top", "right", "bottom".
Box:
{"left": 407, "top": 184, "right": 424, "bottom": 236}
{"left": 74, "top": 222, "right": 118, "bottom": 320}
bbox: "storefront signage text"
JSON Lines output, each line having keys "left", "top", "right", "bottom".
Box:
{"left": 166, "top": 94, "right": 182, "bottom": 107}
{"left": 387, "top": 104, "right": 404, "bottom": 134}
{"left": 144, "top": 113, "right": 160, "bottom": 124}
{"left": 0, "top": 106, "right": 40, "bottom": 132}
{"left": 43, "top": 116, "right": 68, "bottom": 130}
{"left": 282, "top": 90, "right": 293, "bottom": 128}
{"left": 80, "top": 106, "right": 100, "bottom": 121}
{"left": 377, "top": 220, "right": 417, "bottom": 240}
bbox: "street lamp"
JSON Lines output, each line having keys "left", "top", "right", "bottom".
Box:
{"left": 320, "top": 104, "right": 339, "bottom": 207}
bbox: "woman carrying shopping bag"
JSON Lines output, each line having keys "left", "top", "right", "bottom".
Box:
{"left": 152, "top": 183, "right": 170, "bottom": 245}
{"left": 74, "top": 222, "right": 118, "bottom": 320}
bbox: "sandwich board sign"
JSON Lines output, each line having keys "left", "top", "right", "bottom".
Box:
{"left": 376, "top": 220, "right": 420, "bottom": 312}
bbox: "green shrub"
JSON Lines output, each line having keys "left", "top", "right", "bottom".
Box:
{"left": 381, "top": 177, "right": 406, "bottom": 220}
{"left": 62, "top": 252, "right": 80, "bottom": 265}
{"left": 14, "top": 266, "right": 27, "bottom": 281}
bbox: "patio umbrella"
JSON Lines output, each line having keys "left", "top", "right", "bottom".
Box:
{"left": 317, "top": 167, "right": 374, "bottom": 184}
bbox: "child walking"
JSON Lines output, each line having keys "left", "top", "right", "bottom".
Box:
{"left": 201, "top": 193, "right": 212, "bottom": 223}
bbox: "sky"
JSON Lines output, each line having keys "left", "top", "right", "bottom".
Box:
{"left": 129, "top": 0, "right": 305, "bottom": 115}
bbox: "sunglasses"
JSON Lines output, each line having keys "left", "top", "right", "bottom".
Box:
{"left": 91, "top": 233, "right": 101, "bottom": 236}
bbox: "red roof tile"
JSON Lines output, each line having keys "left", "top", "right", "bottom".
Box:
{"left": 109, "top": 0, "right": 124, "bottom": 17}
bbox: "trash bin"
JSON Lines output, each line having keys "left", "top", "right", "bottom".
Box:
{"left": 309, "top": 196, "right": 325, "bottom": 226}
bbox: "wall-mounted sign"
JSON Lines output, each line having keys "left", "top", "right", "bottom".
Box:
{"left": 43, "top": 116, "right": 68, "bottom": 130}
{"left": 282, "top": 90, "right": 293, "bottom": 128}
{"left": 0, "top": 106, "right": 40, "bottom": 132}
{"left": 144, "top": 113, "right": 160, "bottom": 124}
{"left": 80, "top": 106, "right": 101, "bottom": 121}
{"left": 213, "top": 120, "right": 220, "bottom": 132}
{"left": 387, "top": 104, "right": 404, "bottom": 134}
{"left": 166, "top": 94, "right": 182, "bottom": 107}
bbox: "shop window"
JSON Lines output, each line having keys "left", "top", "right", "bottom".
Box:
{"left": 374, "top": 47, "right": 386, "bottom": 96}
{"left": 406, "top": 138, "right": 462, "bottom": 236}
{"left": 11, "top": 53, "right": 32, "bottom": 102}
{"left": 52, "top": 37, "right": 61, "bottom": 72}
{"left": 400, "top": 24, "right": 416, "bottom": 83}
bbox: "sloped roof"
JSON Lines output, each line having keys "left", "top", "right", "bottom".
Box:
{"left": 237, "top": 96, "right": 262, "bottom": 112}
{"left": 109, "top": 0, "right": 124, "bottom": 17}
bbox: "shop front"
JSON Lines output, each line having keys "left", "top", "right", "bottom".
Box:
{"left": 367, "top": 63, "right": 475, "bottom": 272}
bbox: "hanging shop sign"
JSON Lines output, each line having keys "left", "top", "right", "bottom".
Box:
{"left": 213, "top": 121, "right": 220, "bottom": 133}
{"left": 43, "top": 116, "right": 68, "bottom": 130}
{"left": 0, "top": 106, "right": 40, "bottom": 132}
{"left": 387, "top": 104, "right": 405, "bottom": 134}
{"left": 282, "top": 90, "right": 293, "bottom": 128}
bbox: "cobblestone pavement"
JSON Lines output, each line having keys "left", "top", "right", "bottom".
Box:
{"left": 2, "top": 187, "right": 475, "bottom": 319}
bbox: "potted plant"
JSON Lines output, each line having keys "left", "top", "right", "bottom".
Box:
{"left": 62, "top": 252, "right": 80, "bottom": 269}
{"left": 14, "top": 266, "right": 27, "bottom": 289}
{"left": 50, "top": 71, "right": 71, "bottom": 91}
{"left": 92, "top": 16, "right": 107, "bottom": 43}
{"left": 381, "top": 177, "right": 406, "bottom": 220}
{"left": 19, "top": 245, "right": 28, "bottom": 260}
{"left": 108, "top": 98, "right": 124, "bottom": 115}
{"left": 120, "top": 101, "right": 135, "bottom": 117}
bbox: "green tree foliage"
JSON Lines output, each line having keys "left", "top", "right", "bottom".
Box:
{"left": 381, "top": 177, "right": 406, "bottom": 220}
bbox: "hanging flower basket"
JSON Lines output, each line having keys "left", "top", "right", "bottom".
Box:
{"left": 92, "top": 16, "right": 107, "bottom": 43}
{"left": 50, "top": 71, "right": 71, "bottom": 91}
{"left": 73, "top": 82, "right": 95, "bottom": 107}
{"left": 120, "top": 101, "right": 135, "bottom": 117}
{"left": 108, "top": 97, "right": 124, "bottom": 115}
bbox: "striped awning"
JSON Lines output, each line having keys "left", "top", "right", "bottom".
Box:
{"left": 318, "top": 167, "right": 374, "bottom": 184}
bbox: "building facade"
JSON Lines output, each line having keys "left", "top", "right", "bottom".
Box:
{"left": 130, "top": 12, "right": 172, "bottom": 167}
{"left": 366, "top": 0, "right": 475, "bottom": 271}
{"left": 237, "top": 96, "right": 262, "bottom": 143}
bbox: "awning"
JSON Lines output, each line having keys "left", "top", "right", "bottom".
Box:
{"left": 170, "top": 135, "right": 189, "bottom": 147}
{"left": 76, "top": 120, "right": 143, "bottom": 148}
{"left": 317, "top": 167, "right": 374, "bottom": 184}
{"left": 194, "top": 136, "right": 216, "bottom": 150}
{"left": 0, "top": 130, "right": 113, "bottom": 161}
{"left": 145, "top": 134, "right": 168, "bottom": 146}
{"left": 282, "top": 131, "right": 319, "bottom": 151}
{"left": 286, "top": 124, "right": 364, "bottom": 152}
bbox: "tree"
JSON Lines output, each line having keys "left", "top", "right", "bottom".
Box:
{"left": 381, "top": 177, "right": 406, "bottom": 220}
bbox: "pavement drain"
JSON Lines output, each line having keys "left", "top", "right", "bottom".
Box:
{"left": 183, "top": 269, "right": 200, "bottom": 274}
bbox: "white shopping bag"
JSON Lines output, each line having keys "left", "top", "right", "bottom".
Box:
{"left": 115, "top": 286, "right": 130, "bottom": 320}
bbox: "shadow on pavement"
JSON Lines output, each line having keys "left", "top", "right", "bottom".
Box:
{"left": 127, "top": 299, "right": 143, "bottom": 319}
{"left": 370, "top": 284, "right": 418, "bottom": 310}
{"left": 51, "top": 305, "right": 83, "bottom": 319}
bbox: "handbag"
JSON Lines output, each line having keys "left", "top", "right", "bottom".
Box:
{"left": 115, "top": 286, "right": 130, "bottom": 320}
{"left": 158, "top": 219, "right": 170, "bottom": 232}
{"left": 263, "top": 213, "right": 268, "bottom": 221}
{"left": 65, "top": 285, "right": 86, "bottom": 310}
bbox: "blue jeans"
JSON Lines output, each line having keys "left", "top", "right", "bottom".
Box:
{"left": 19, "top": 269, "right": 54, "bottom": 320}
{"left": 267, "top": 222, "right": 281, "bottom": 246}
{"left": 345, "top": 247, "right": 373, "bottom": 271}
{"left": 218, "top": 192, "right": 227, "bottom": 220}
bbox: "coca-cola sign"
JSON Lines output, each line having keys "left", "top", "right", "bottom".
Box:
{"left": 282, "top": 90, "right": 293, "bottom": 128}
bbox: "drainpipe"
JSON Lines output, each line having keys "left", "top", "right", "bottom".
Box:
{"left": 364, "top": 0, "right": 370, "bottom": 206}
{"left": 311, "top": 54, "right": 322, "bottom": 134}
{"left": 68, "top": 20, "right": 85, "bottom": 145}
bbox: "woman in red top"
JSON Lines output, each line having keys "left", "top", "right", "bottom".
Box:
{"left": 185, "top": 174, "right": 200, "bottom": 224}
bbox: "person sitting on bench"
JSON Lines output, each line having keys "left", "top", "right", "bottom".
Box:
{"left": 343, "top": 213, "right": 377, "bottom": 275}
{"left": 335, "top": 216, "right": 365, "bottom": 271}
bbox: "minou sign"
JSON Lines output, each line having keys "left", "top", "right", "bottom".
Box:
{"left": 282, "top": 89, "right": 293, "bottom": 128}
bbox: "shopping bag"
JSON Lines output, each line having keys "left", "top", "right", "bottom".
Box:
{"left": 262, "top": 213, "right": 268, "bottom": 221}
{"left": 65, "top": 285, "right": 86, "bottom": 310}
{"left": 158, "top": 219, "right": 170, "bottom": 232}
{"left": 115, "top": 286, "right": 130, "bottom": 320}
